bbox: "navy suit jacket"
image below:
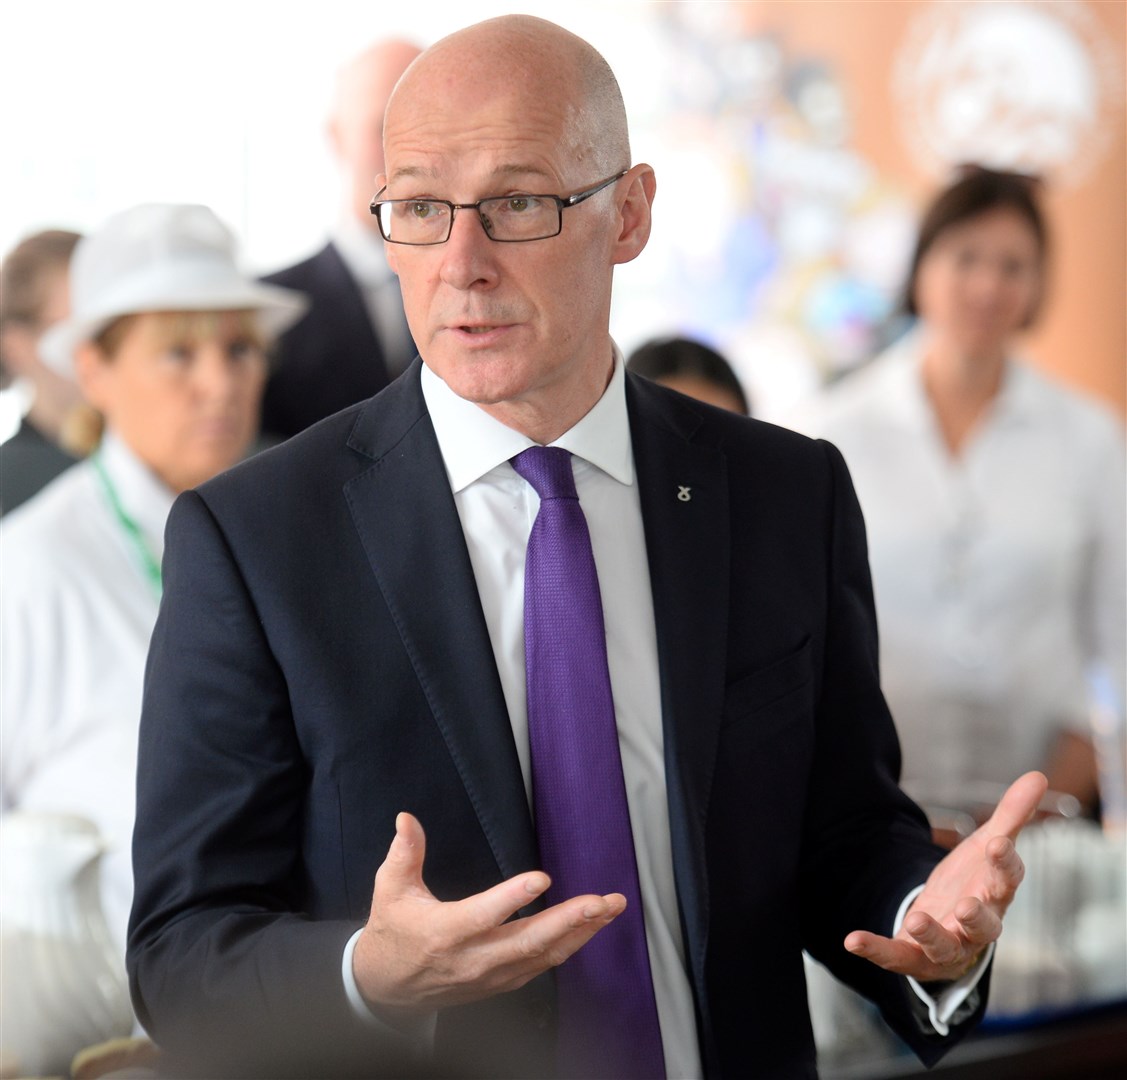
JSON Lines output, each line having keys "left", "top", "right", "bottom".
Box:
{"left": 129, "top": 366, "right": 979, "bottom": 1078}
{"left": 259, "top": 242, "right": 415, "bottom": 440}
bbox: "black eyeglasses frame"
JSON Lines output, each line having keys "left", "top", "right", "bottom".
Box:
{"left": 369, "top": 169, "right": 630, "bottom": 245}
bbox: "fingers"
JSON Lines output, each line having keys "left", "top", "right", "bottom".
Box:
{"left": 844, "top": 781, "right": 1041, "bottom": 985}
{"left": 843, "top": 930, "right": 925, "bottom": 976}
{"left": 986, "top": 771, "right": 1048, "bottom": 841}
{"left": 952, "top": 897, "right": 1002, "bottom": 945}
{"left": 845, "top": 918, "right": 990, "bottom": 981}
{"left": 457, "top": 870, "right": 552, "bottom": 934}
{"left": 903, "top": 910, "right": 966, "bottom": 969}
{"left": 907, "top": 903, "right": 995, "bottom": 957}
{"left": 489, "top": 892, "right": 627, "bottom": 992}
{"left": 529, "top": 891, "right": 627, "bottom": 941}
{"left": 846, "top": 892, "right": 1002, "bottom": 979}
{"left": 358, "top": 811, "right": 632, "bottom": 1011}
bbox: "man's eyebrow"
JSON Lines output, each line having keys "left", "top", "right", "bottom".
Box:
{"left": 386, "top": 165, "right": 437, "bottom": 186}
{"left": 491, "top": 164, "right": 556, "bottom": 184}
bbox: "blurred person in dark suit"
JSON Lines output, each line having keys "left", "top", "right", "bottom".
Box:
{"left": 0, "top": 229, "right": 84, "bottom": 514}
{"left": 259, "top": 39, "right": 421, "bottom": 440}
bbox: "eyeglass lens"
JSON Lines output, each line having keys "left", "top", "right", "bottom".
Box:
{"left": 377, "top": 195, "right": 561, "bottom": 245}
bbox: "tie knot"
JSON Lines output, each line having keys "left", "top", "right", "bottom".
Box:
{"left": 511, "top": 446, "right": 577, "bottom": 501}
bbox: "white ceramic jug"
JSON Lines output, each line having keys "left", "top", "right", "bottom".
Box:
{"left": 0, "top": 812, "right": 134, "bottom": 1077}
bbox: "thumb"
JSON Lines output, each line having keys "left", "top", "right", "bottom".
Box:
{"left": 985, "top": 771, "right": 1048, "bottom": 841}
{"left": 374, "top": 811, "right": 429, "bottom": 897}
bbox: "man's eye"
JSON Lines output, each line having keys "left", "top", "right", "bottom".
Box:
{"left": 393, "top": 201, "right": 441, "bottom": 221}
{"left": 503, "top": 196, "right": 538, "bottom": 213}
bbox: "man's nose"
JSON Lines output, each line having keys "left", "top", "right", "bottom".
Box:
{"left": 438, "top": 208, "right": 499, "bottom": 291}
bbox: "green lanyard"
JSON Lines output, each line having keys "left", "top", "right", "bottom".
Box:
{"left": 92, "top": 450, "right": 163, "bottom": 600}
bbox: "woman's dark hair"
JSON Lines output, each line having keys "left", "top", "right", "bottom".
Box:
{"left": 904, "top": 165, "right": 1048, "bottom": 324}
{"left": 626, "top": 336, "right": 750, "bottom": 415}
{"left": 0, "top": 229, "right": 81, "bottom": 332}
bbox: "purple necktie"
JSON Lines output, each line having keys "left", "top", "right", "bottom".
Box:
{"left": 511, "top": 446, "right": 665, "bottom": 1080}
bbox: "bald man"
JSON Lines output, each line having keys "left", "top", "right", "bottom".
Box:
{"left": 129, "top": 16, "right": 1045, "bottom": 1079}
{"left": 259, "top": 39, "right": 421, "bottom": 440}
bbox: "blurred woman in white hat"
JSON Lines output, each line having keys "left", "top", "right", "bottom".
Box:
{"left": 0, "top": 204, "right": 306, "bottom": 976}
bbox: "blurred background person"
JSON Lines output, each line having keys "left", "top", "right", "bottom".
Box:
{"left": 259, "top": 38, "right": 421, "bottom": 440}
{"left": 627, "top": 334, "right": 751, "bottom": 415}
{"left": 0, "top": 229, "right": 85, "bottom": 515}
{"left": 0, "top": 203, "right": 305, "bottom": 977}
{"left": 789, "top": 166, "right": 1126, "bottom": 817}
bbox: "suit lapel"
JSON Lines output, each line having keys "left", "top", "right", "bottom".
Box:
{"left": 342, "top": 369, "right": 539, "bottom": 882}
{"left": 627, "top": 374, "right": 730, "bottom": 1002}
{"left": 338, "top": 369, "right": 731, "bottom": 952}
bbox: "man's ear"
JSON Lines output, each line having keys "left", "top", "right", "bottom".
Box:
{"left": 611, "top": 164, "right": 656, "bottom": 267}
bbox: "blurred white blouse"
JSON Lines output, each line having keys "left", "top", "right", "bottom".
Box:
{"left": 1, "top": 431, "right": 171, "bottom": 956}
{"left": 789, "top": 330, "right": 1126, "bottom": 794}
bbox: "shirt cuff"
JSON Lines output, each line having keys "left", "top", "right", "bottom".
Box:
{"left": 894, "top": 885, "right": 994, "bottom": 1037}
{"left": 342, "top": 928, "right": 438, "bottom": 1047}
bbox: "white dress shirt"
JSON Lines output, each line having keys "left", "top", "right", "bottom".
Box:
{"left": 1, "top": 431, "right": 172, "bottom": 960}
{"left": 788, "top": 330, "right": 1127, "bottom": 797}
{"left": 422, "top": 348, "right": 701, "bottom": 1078}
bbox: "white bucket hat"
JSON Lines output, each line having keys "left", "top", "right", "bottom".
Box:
{"left": 39, "top": 203, "right": 308, "bottom": 374}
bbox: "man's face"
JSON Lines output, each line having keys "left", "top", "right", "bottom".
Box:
{"left": 381, "top": 65, "right": 636, "bottom": 437}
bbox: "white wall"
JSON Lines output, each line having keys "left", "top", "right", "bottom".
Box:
{"left": 3, "top": 0, "right": 660, "bottom": 272}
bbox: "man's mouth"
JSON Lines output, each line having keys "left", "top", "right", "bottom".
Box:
{"left": 463, "top": 325, "right": 497, "bottom": 334}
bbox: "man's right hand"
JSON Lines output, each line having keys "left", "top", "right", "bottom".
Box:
{"left": 352, "top": 812, "right": 625, "bottom": 1013}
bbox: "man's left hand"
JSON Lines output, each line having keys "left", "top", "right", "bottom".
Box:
{"left": 844, "top": 770, "right": 1048, "bottom": 982}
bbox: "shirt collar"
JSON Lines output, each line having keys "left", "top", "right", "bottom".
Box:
{"left": 989, "top": 356, "right": 1042, "bottom": 425}
{"left": 421, "top": 342, "right": 635, "bottom": 493}
{"left": 873, "top": 328, "right": 937, "bottom": 428}
{"left": 881, "top": 327, "right": 1036, "bottom": 429}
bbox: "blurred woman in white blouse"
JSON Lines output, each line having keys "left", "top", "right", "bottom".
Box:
{"left": 0, "top": 204, "right": 306, "bottom": 965}
{"left": 790, "top": 166, "right": 1125, "bottom": 816}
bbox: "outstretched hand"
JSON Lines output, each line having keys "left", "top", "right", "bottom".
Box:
{"left": 844, "top": 771, "right": 1048, "bottom": 983}
{"left": 351, "top": 812, "right": 625, "bottom": 1013}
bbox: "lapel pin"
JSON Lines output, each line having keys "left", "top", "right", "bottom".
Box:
{"left": 677, "top": 486, "right": 692, "bottom": 502}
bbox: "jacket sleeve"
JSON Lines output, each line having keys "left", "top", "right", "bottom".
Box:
{"left": 797, "top": 440, "right": 988, "bottom": 1064}
{"left": 127, "top": 490, "right": 409, "bottom": 1077}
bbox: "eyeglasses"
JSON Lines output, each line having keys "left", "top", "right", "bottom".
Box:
{"left": 369, "top": 169, "right": 629, "bottom": 245}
